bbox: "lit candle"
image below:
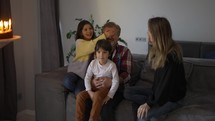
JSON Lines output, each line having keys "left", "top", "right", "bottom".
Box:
{"left": 4, "top": 21, "right": 9, "bottom": 32}
{"left": 9, "top": 19, "right": 12, "bottom": 30}
{"left": 0, "top": 18, "right": 13, "bottom": 39}
{"left": 0, "top": 20, "right": 3, "bottom": 33}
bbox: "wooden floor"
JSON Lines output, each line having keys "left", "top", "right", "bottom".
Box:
{"left": 0, "top": 110, "right": 35, "bottom": 121}
{"left": 16, "top": 110, "right": 35, "bottom": 121}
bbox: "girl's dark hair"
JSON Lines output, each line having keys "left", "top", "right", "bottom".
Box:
{"left": 95, "top": 39, "right": 112, "bottom": 53}
{"left": 75, "top": 20, "right": 96, "bottom": 40}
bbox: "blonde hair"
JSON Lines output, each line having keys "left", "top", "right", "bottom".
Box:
{"left": 147, "top": 17, "right": 182, "bottom": 69}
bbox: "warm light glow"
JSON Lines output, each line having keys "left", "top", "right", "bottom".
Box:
{"left": 0, "top": 18, "right": 12, "bottom": 34}
{"left": 0, "top": 21, "right": 3, "bottom": 32}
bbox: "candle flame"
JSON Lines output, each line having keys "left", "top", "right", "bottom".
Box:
{"left": 0, "top": 18, "right": 12, "bottom": 34}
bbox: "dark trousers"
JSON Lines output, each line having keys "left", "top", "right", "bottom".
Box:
{"left": 63, "top": 72, "right": 85, "bottom": 96}
{"left": 124, "top": 86, "right": 152, "bottom": 121}
{"left": 137, "top": 101, "right": 182, "bottom": 121}
{"left": 124, "top": 86, "right": 182, "bottom": 121}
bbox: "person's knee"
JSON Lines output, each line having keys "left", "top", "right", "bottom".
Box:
{"left": 74, "top": 87, "right": 84, "bottom": 97}
{"left": 93, "top": 94, "right": 104, "bottom": 103}
{"left": 76, "top": 92, "right": 86, "bottom": 103}
{"left": 63, "top": 74, "right": 77, "bottom": 91}
{"left": 63, "top": 75, "right": 71, "bottom": 86}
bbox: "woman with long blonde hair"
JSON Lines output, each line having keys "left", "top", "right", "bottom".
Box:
{"left": 124, "top": 17, "right": 187, "bottom": 121}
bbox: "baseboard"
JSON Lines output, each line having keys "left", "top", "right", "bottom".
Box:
{"left": 17, "top": 109, "right": 35, "bottom": 119}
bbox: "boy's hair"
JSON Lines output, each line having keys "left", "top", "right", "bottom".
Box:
{"left": 95, "top": 39, "right": 112, "bottom": 54}
{"left": 75, "top": 20, "right": 96, "bottom": 40}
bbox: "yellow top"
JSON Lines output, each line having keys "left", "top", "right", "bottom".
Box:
{"left": 67, "top": 34, "right": 106, "bottom": 78}
{"left": 73, "top": 34, "right": 106, "bottom": 61}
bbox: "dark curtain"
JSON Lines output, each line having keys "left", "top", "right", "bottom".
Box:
{"left": 40, "top": 0, "right": 64, "bottom": 72}
{"left": 0, "top": 42, "right": 17, "bottom": 121}
{"left": 0, "top": 0, "right": 17, "bottom": 120}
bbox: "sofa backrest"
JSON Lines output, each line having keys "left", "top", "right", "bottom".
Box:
{"left": 182, "top": 58, "right": 215, "bottom": 93}
{"left": 200, "top": 42, "right": 215, "bottom": 59}
{"left": 132, "top": 54, "right": 215, "bottom": 94}
{"left": 176, "top": 41, "right": 215, "bottom": 59}
{"left": 177, "top": 41, "right": 201, "bottom": 58}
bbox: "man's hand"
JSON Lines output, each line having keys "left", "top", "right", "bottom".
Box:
{"left": 91, "top": 78, "right": 103, "bottom": 89}
{"left": 91, "top": 77, "right": 112, "bottom": 89}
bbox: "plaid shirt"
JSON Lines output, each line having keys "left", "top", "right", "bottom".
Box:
{"left": 111, "top": 44, "right": 132, "bottom": 84}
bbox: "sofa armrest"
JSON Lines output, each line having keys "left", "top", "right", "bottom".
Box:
{"left": 35, "top": 66, "right": 67, "bottom": 121}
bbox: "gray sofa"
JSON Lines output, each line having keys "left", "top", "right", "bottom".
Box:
{"left": 35, "top": 41, "right": 215, "bottom": 121}
{"left": 177, "top": 41, "right": 215, "bottom": 58}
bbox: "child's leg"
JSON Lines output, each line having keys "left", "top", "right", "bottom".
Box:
{"left": 76, "top": 90, "right": 90, "bottom": 121}
{"left": 63, "top": 72, "right": 79, "bottom": 92}
{"left": 90, "top": 88, "right": 109, "bottom": 121}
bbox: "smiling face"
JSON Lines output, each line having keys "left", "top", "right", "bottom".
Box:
{"left": 81, "top": 24, "right": 94, "bottom": 40}
{"left": 96, "top": 47, "right": 110, "bottom": 65}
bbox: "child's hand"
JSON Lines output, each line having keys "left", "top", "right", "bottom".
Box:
{"left": 104, "top": 28, "right": 115, "bottom": 39}
{"left": 88, "top": 90, "right": 94, "bottom": 100}
{"left": 103, "top": 96, "right": 111, "bottom": 104}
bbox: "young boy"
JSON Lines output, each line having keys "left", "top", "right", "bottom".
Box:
{"left": 76, "top": 39, "right": 119, "bottom": 121}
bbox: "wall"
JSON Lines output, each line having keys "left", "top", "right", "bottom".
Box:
{"left": 10, "top": 0, "right": 40, "bottom": 112}
{"left": 7, "top": 0, "right": 215, "bottom": 113}
{"left": 60, "top": 0, "right": 215, "bottom": 65}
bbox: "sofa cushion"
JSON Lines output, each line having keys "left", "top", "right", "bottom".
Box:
{"left": 128, "top": 54, "right": 146, "bottom": 86}
{"left": 183, "top": 61, "right": 193, "bottom": 81}
{"left": 140, "top": 61, "right": 154, "bottom": 84}
{"left": 184, "top": 58, "right": 215, "bottom": 93}
{"left": 129, "top": 60, "right": 142, "bottom": 86}
{"left": 35, "top": 66, "right": 67, "bottom": 121}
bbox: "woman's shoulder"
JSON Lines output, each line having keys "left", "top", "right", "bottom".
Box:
{"left": 167, "top": 51, "right": 182, "bottom": 63}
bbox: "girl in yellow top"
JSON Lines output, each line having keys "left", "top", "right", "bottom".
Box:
{"left": 63, "top": 20, "right": 114, "bottom": 96}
